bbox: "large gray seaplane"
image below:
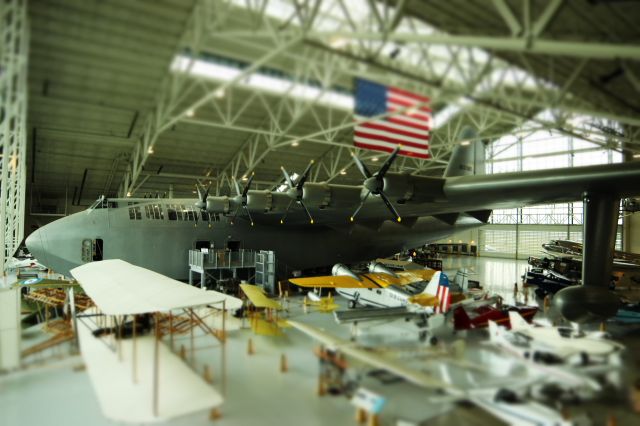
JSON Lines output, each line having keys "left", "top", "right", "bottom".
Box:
{"left": 26, "top": 143, "right": 640, "bottom": 323}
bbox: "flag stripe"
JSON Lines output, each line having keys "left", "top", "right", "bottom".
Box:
{"left": 355, "top": 115, "right": 431, "bottom": 134}
{"left": 359, "top": 121, "right": 430, "bottom": 140}
{"left": 387, "top": 116, "right": 431, "bottom": 132}
{"left": 389, "top": 86, "right": 430, "bottom": 103}
{"left": 388, "top": 104, "right": 431, "bottom": 121}
{"left": 387, "top": 95, "right": 433, "bottom": 112}
{"left": 353, "top": 138, "right": 430, "bottom": 156}
{"left": 354, "top": 141, "right": 430, "bottom": 159}
{"left": 354, "top": 130, "right": 429, "bottom": 149}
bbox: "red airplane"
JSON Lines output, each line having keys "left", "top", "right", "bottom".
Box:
{"left": 453, "top": 302, "right": 538, "bottom": 330}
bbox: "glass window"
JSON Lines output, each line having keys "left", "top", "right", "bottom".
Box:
{"left": 167, "top": 204, "right": 177, "bottom": 221}
{"left": 128, "top": 207, "right": 141, "bottom": 220}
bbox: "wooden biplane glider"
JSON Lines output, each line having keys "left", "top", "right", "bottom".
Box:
{"left": 70, "top": 259, "right": 242, "bottom": 423}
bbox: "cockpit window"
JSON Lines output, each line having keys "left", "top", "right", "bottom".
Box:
{"left": 128, "top": 206, "right": 142, "bottom": 220}
{"left": 144, "top": 204, "right": 164, "bottom": 220}
{"left": 88, "top": 197, "right": 117, "bottom": 210}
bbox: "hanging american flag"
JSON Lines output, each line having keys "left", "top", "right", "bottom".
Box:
{"left": 354, "top": 78, "right": 431, "bottom": 159}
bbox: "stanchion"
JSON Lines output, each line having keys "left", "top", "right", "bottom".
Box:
{"left": 247, "top": 338, "right": 254, "bottom": 355}
{"left": 280, "top": 354, "right": 288, "bottom": 373}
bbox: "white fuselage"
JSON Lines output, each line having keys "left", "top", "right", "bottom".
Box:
{"left": 335, "top": 285, "right": 412, "bottom": 308}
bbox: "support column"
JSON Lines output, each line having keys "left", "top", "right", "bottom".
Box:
{"left": 0, "top": 0, "right": 28, "bottom": 272}
{"left": 554, "top": 193, "right": 621, "bottom": 322}
{"left": 581, "top": 193, "right": 619, "bottom": 288}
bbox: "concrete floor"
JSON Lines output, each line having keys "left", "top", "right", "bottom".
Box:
{"left": 2, "top": 255, "right": 640, "bottom": 425}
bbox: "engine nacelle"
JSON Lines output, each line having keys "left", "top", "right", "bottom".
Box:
{"left": 302, "top": 182, "right": 331, "bottom": 208}
{"left": 324, "top": 184, "right": 363, "bottom": 208}
{"left": 382, "top": 173, "right": 414, "bottom": 202}
{"left": 246, "top": 190, "right": 273, "bottom": 212}
{"left": 206, "top": 197, "right": 231, "bottom": 214}
{"left": 332, "top": 263, "right": 361, "bottom": 281}
{"left": 368, "top": 261, "right": 398, "bottom": 277}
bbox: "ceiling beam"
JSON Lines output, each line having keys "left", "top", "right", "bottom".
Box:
{"left": 309, "top": 32, "right": 640, "bottom": 60}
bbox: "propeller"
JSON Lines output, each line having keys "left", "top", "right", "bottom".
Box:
{"left": 280, "top": 160, "right": 315, "bottom": 224}
{"left": 350, "top": 145, "right": 402, "bottom": 223}
{"left": 195, "top": 182, "right": 211, "bottom": 210}
{"left": 193, "top": 182, "right": 212, "bottom": 228}
{"left": 231, "top": 173, "right": 255, "bottom": 226}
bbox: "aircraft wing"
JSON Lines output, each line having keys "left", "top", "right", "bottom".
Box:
{"left": 333, "top": 306, "right": 421, "bottom": 324}
{"left": 12, "top": 277, "right": 78, "bottom": 288}
{"left": 240, "top": 284, "right": 282, "bottom": 310}
{"left": 290, "top": 269, "right": 434, "bottom": 289}
{"left": 288, "top": 320, "right": 456, "bottom": 391}
{"left": 71, "top": 259, "right": 243, "bottom": 315}
{"left": 395, "top": 269, "right": 436, "bottom": 284}
{"left": 289, "top": 275, "right": 380, "bottom": 289}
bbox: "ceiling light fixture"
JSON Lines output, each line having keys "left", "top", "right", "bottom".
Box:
{"left": 185, "top": 108, "right": 195, "bottom": 117}
{"left": 147, "top": 146, "right": 154, "bottom": 154}
{"left": 214, "top": 88, "right": 225, "bottom": 98}
{"left": 460, "top": 140, "right": 471, "bottom": 146}
{"left": 291, "top": 140, "right": 299, "bottom": 147}
{"left": 340, "top": 169, "right": 347, "bottom": 175}
{"left": 634, "top": 153, "right": 640, "bottom": 159}
{"left": 371, "top": 157, "right": 379, "bottom": 162}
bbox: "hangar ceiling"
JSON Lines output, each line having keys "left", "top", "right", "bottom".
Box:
{"left": 26, "top": 0, "right": 640, "bottom": 214}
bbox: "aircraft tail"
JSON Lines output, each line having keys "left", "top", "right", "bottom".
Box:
{"left": 508, "top": 311, "right": 531, "bottom": 331}
{"left": 444, "top": 127, "right": 485, "bottom": 178}
{"left": 422, "top": 271, "right": 451, "bottom": 313}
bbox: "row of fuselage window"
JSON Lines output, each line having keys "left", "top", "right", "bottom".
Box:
{"left": 128, "top": 204, "right": 222, "bottom": 222}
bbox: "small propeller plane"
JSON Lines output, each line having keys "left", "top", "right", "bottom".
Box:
{"left": 288, "top": 320, "right": 583, "bottom": 426}
{"left": 289, "top": 262, "right": 459, "bottom": 312}
{"left": 486, "top": 319, "right": 622, "bottom": 399}
{"left": 503, "top": 311, "right": 624, "bottom": 362}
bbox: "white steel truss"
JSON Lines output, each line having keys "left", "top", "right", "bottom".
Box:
{"left": 0, "top": 0, "right": 28, "bottom": 271}
{"left": 118, "top": 0, "right": 640, "bottom": 197}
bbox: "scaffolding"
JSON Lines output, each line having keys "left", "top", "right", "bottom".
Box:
{"left": 188, "top": 249, "right": 258, "bottom": 289}
{"left": 0, "top": 0, "right": 28, "bottom": 272}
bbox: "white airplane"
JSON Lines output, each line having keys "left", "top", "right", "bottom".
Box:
{"left": 506, "top": 312, "right": 624, "bottom": 364}
{"left": 5, "top": 257, "right": 46, "bottom": 271}
{"left": 289, "top": 320, "right": 588, "bottom": 426}
{"left": 486, "top": 320, "right": 618, "bottom": 398}
{"left": 291, "top": 265, "right": 454, "bottom": 313}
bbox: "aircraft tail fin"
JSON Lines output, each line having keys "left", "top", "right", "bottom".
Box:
{"left": 508, "top": 311, "right": 531, "bottom": 331}
{"left": 444, "top": 128, "right": 485, "bottom": 178}
{"left": 422, "top": 271, "right": 451, "bottom": 313}
{"left": 422, "top": 271, "right": 442, "bottom": 296}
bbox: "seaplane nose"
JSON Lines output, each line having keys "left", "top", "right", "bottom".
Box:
{"left": 25, "top": 227, "right": 49, "bottom": 267}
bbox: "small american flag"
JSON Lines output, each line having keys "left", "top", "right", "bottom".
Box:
{"left": 354, "top": 78, "right": 431, "bottom": 159}
{"left": 435, "top": 273, "right": 451, "bottom": 313}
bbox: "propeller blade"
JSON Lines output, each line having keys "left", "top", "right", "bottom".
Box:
{"left": 299, "top": 200, "right": 314, "bottom": 224}
{"left": 351, "top": 151, "right": 372, "bottom": 179}
{"left": 379, "top": 191, "right": 402, "bottom": 222}
{"left": 297, "top": 160, "right": 315, "bottom": 189}
{"left": 244, "top": 205, "right": 254, "bottom": 227}
{"left": 230, "top": 206, "right": 240, "bottom": 225}
{"left": 243, "top": 173, "right": 255, "bottom": 197}
{"left": 280, "top": 200, "right": 294, "bottom": 224}
{"left": 281, "top": 166, "right": 294, "bottom": 188}
{"left": 350, "top": 190, "right": 371, "bottom": 222}
{"left": 378, "top": 145, "right": 401, "bottom": 178}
